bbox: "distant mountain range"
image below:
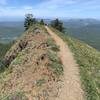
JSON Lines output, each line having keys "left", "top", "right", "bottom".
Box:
{"left": 62, "top": 18, "right": 100, "bottom": 27}
{"left": 0, "top": 18, "right": 100, "bottom": 50}
{"left": 62, "top": 19, "right": 100, "bottom": 51}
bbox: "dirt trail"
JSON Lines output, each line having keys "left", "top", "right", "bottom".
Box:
{"left": 45, "top": 26, "right": 84, "bottom": 100}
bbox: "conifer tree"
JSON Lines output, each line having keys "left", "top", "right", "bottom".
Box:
{"left": 24, "top": 14, "right": 36, "bottom": 30}
{"left": 51, "top": 18, "right": 64, "bottom": 32}
{"left": 40, "top": 19, "right": 45, "bottom": 25}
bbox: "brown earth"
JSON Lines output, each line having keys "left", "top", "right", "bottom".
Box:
{"left": 45, "top": 26, "right": 84, "bottom": 100}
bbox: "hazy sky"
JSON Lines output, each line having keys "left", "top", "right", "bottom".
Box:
{"left": 0, "top": 0, "right": 100, "bottom": 20}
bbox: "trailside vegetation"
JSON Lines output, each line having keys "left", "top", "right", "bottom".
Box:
{"left": 39, "top": 19, "right": 45, "bottom": 25}
{"left": 50, "top": 18, "right": 64, "bottom": 32}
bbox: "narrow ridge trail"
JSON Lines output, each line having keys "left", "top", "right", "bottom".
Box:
{"left": 45, "top": 26, "right": 84, "bottom": 100}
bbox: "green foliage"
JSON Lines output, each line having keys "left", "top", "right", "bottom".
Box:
{"left": 0, "top": 42, "right": 13, "bottom": 71}
{"left": 0, "top": 91, "right": 28, "bottom": 100}
{"left": 51, "top": 27, "right": 100, "bottom": 100}
{"left": 50, "top": 18, "right": 64, "bottom": 32}
{"left": 36, "top": 79, "right": 45, "bottom": 87}
{"left": 39, "top": 19, "right": 45, "bottom": 25}
{"left": 12, "top": 56, "right": 22, "bottom": 65}
{"left": 68, "top": 38, "right": 100, "bottom": 100}
{"left": 24, "top": 14, "right": 36, "bottom": 30}
{"left": 46, "top": 38, "right": 60, "bottom": 52}
{"left": 47, "top": 50, "right": 63, "bottom": 76}
{"left": 0, "top": 43, "right": 12, "bottom": 60}
{"left": 46, "top": 37, "right": 63, "bottom": 76}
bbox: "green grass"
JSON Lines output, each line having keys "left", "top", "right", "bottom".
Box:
{"left": 11, "top": 55, "right": 23, "bottom": 65}
{"left": 36, "top": 79, "right": 46, "bottom": 87}
{"left": 46, "top": 37, "right": 60, "bottom": 52}
{"left": 50, "top": 27, "right": 100, "bottom": 100}
{"left": 47, "top": 50, "right": 63, "bottom": 76}
{"left": 0, "top": 91, "right": 28, "bottom": 100}
{"left": 0, "top": 42, "right": 14, "bottom": 72}
{"left": 45, "top": 36, "right": 63, "bottom": 77}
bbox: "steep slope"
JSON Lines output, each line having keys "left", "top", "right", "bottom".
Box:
{"left": 45, "top": 26, "right": 84, "bottom": 100}
{"left": 50, "top": 27, "right": 100, "bottom": 100}
{"left": 0, "top": 25, "right": 64, "bottom": 100}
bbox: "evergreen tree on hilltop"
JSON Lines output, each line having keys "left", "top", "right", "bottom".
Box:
{"left": 24, "top": 14, "right": 36, "bottom": 30}
{"left": 40, "top": 19, "right": 45, "bottom": 25}
{"left": 51, "top": 18, "right": 64, "bottom": 32}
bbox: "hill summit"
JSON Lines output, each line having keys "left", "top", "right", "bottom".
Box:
{"left": 0, "top": 25, "right": 100, "bottom": 100}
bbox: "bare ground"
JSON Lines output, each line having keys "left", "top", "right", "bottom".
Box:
{"left": 0, "top": 28, "right": 64, "bottom": 100}
{"left": 45, "top": 26, "right": 84, "bottom": 100}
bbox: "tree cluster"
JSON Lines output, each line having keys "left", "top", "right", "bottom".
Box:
{"left": 24, "top": 14, "right": 64, "bottom": 32}
{"left": 50, "top": 18, "right": 64, "bottom": 32}
{"left": 39, "top": 19, "right": 45, "bottom": 25}
{"left": 24, "top": 14, "right": 36, "bottom": 30}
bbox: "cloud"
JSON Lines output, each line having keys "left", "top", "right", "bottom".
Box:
{"left": 35, "top": 0, "right": 77, "bottom": 9}
{"left": 0, "top": 6, "right": 33, "bottom": 17}
{"left": 23, "top": 6, "right": 33, "bottom": 10}
{"left": 0, "top": 0, "right": 100, "bottom": 19}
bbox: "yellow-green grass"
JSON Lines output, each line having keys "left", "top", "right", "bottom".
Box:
{"left": 50, "top": 27, "right": 100, "bottom": 100}
{"left": 0, "top": 91, "right": 28, "bottom": 100}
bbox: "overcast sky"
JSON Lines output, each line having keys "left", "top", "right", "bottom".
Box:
{"left": 0, "top": 0, "right": 100, "bottom": 20}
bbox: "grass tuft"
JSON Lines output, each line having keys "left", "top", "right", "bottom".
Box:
{"left": 47, "top": 50, "right": 63, "bottom": 76}
{"left": 46, "top": 38, "right": 60, "bottom": 52}
{"left": 0, "top": 91, "right": 28, "bottom": 100}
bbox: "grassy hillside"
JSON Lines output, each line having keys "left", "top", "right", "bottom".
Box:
{"left": 0, "top": 24, "right": 100, "bottom": 99}
{"left": 0, "top": 25, "right": 64, "bottom": 99}
{"left": 50, "top": 27, "right": 100, "bottom": 100}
